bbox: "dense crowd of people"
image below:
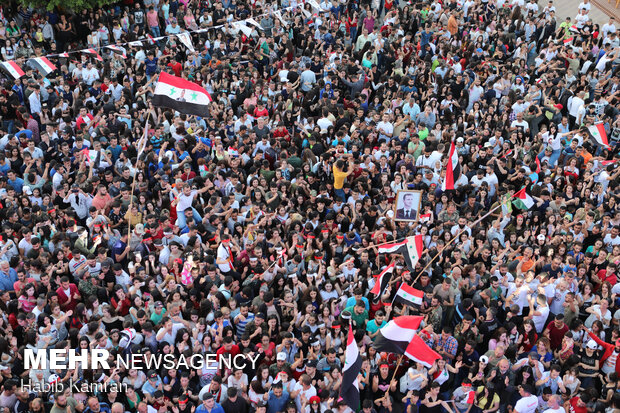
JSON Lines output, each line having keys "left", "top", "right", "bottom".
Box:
{"left": 0, "top": 0, "right": 618, "bottom": 412}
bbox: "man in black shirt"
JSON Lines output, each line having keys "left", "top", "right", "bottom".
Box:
{"left": 221, "top": 387, "right": 249, "bottom": 413}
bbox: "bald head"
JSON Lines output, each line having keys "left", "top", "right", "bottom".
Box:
{"left": 111, "top": 403, "right": 124, "bottom": 413}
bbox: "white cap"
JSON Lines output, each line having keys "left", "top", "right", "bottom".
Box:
{"left": 277, "top": 352, "right": 287, "bottom": 361}
{"left": 586, "top": 339, "right": 598, "bottom": 349}
{"left": 456, "top": 137, "right": 464, "bottom": 143}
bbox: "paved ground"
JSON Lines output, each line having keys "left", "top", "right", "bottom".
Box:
{"left": 555, "top": 0, "right": 618, "bottom": 27}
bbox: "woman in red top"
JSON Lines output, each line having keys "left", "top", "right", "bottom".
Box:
{"left": 517, "top": 319, "right": 538, "bottom": 356}
{"left": 111, "top": 287, "right": 131, "bottom": 316}
{"left": 347, "top": 11, "right": 358, "bottom": 43}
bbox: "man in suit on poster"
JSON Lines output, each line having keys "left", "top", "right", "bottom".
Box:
{"left": 396, "top": 192, "right": 418, "bottom": 220}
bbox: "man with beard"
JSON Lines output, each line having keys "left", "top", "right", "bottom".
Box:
{"left": 50, "top": 392, "right": 83, "bottom": 413}
{"left": 198, "top": 375, "right": 228, "bottom": 404}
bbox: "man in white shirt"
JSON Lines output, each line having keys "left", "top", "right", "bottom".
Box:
{"left": 376, "top": 114, "right": 394, "bottom": 142}
{"left": 506, "top": 276, "right": 532, "bottom": 315}
{"left": 82, "top": 62, "right": 100, "bottom": 86}
{"left": 568, "top": 91, "right": 585, "bottom": 128}
{"left": 529, "top": 293, "right": 550, "bottom": 333}
{"left": 28, "top": 86, "right": 42, "bottom": 116}
{"left": 574, "top": 9, "right": 590, "bottom": 29}
{"left": 542, "top": 1, "right": 556, "bottom": 17}
{"left": 514, "top": 384, "right": 538, "bottom": 413}
{"left": 578, "top": 0, "right": 591, "bottom": 12}
{"left": 174, "top": 182, "right": 209, "bottom": 229}
{"left": 602, "top": 17, "right": 617, "bottom": 38}
{"left": 542, "top": 395, "right": 564, "bottom": 413}
{"left": 511, "top": 112, "right": 530, "bottom": 133}
{"left": 291, "top": 375, "right": 317, "bottom": 412}
{"left": 585, "top": 299, "right": 612, "bottom": 329}
{"left": 483, "top": 165, "right": 499, "bottom": 197}
{"left": 525, "top": 0, "right": 539, "bottom": 14}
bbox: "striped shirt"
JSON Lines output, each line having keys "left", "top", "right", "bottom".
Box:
{"left": 235, "top": 312, "right": 254, "bottom": 338}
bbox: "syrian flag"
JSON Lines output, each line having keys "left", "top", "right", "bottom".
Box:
{"left": 28, "top": 57, "right": 57, "bottom": 76}
{"left": 128, "top": 41, "right": 143, "bottom": 47}
{"left": 442, "top": 139, "right": 461, "bottom": 191}
{"left": 377, "top": 235, "right": 424, "bottom": 274}
{"left": 512, "top": 187, "right": 534, "bottom": 210}
{"left": 370, "top": 262, "right": 395, "bottom": 296}
{"left": 106, "top": 45, "right": 127, "bottom": 59}
{"left": 465, "top": 389, "right": 476, "bottom": 404}
{"left": 601, "top": 160, "right": 617, "bottom": 166}
{"left": 153, "top": 72, "right": 212, "bottom": 117}
{"left": 58, "top": 52, "right": 69, "bottom": 58}
{"left": 374, "top": 316, "right": 424, "bottom": 355}
{"left": 82, "top": 49, "right": 104, "bottom": 62}
{"left": 228, "top": 147, "right": 239, "bottom": 157}
{"left": 147, "top": 34, "right": 157, "bottom": 44}
{"left": 394, "top": 284, "right": 424, "bottom": 307}
{"left": 0, "top": 60, "right": 25, "bottom": 79}
{"left": 341, "top": 322, "right": 361, "bottom": 412}
{"left": 404, "top": 335, "right": 442, "bottom": 368}
{"left": 563, "top": 37, "right": 574, "bottom": 44}
{"left": 419, "top": 213, "right": 431, "bottom": 223}
{"left": 570, "top": 25, "right": 579, "bottom": 32}
{"left": 588, "top": 123, "right": 610, "bottom": 148}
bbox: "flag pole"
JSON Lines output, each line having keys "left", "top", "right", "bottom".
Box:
{"left": 411, "top": 202, "right": 505, "bottom": 285}
{"left": 127, "top": 112, "right": 151, "bottom": 240}
{"left": 389, "top": 354, "right": 404, "bottom": 390}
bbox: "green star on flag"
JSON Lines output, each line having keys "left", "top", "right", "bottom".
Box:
{"left": 153, "top": 72, "right": 212, "bottom": 117}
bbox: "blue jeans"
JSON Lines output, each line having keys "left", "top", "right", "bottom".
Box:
{"left": 334, "top": 188, "right": 346, "bottom": 202}
{"left": 2, "top": 120, "right": 14, "bottom": 135}
{"left": 150, "top": 26, "right": 161, "bottom": 38}
{"left": 537, "top": 148, "right": 561, "bottom": 167}
{"left": 176, "top": 207, "right": 202, "bottom": 230}
{"left": 350, "top": 26, "right": 357, "bottom": 43}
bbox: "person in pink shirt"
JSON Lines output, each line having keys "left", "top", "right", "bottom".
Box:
{"left": 147, "top": 6, "right": 161, "bottom": 37}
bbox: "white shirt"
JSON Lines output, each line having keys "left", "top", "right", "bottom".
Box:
{"left": 578, "top": 1, "right": 591, "bottom": 11}
{"left": 506, "top": 283, "right": 530, "bottom": 315}
{"left": 293, "top": 383, "right": 317, "bottom": 412}
{"left": 602, "top": 349, "right": 620, "bottom": 374}
{"left": 376, "top": 121, "right": 394, "bottom": 138}
{"left": 175, "top": 190, "right": 198, "bottom": 213}
{"left": 569, "top": 96, "right": 584, "bottom": 117}
{"left": 217, "top": 243, "right": 233, "bottom": 272}
{"left": 483, "top": 173, "right": 499, "bottom": 196}
{"left": 156, "top": 322, "right": 185, "bottom": 345}
{"left": 317, "top": 117, "right": 333, "bottom": 131}
{"left": 82, "top": 67, "right": 100, "bottom": 85}
{"left": 584, "top": 304, "right": 612, "bottom": 328}
{"left": 575, "top": 13, "right": 590, "bottom": 29}
{"left": 515, "top": 395, "right": 539, "bottom": 413}
{"left": 602, "top": 23, "right": 617, "bottom": 38}
{"left": 532, "top": 304, "right": 550, "bottom": 333}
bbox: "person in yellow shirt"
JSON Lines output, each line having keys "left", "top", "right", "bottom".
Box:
{"left": 333, "top": 158, "right": 354, "bottom": 202}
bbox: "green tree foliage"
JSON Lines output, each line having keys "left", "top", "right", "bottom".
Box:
{"left": 16, "top": 0, "right": 116, "bottom": 12}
